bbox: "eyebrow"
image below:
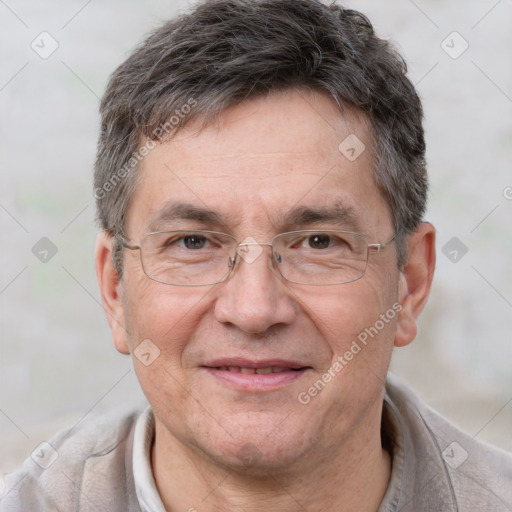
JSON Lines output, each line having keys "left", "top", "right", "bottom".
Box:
{"left": 279, "top": 204, "right": 362, "bottom": 232}
{"left": 147, "top": 201, "right": 362, "bottom": 233}
{"left": 147, "top": 202, "right": 226, "bottom": 232}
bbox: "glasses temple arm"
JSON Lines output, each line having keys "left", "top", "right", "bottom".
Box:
{"left": 368, "top": 233, "right": 398, "bottom": 252}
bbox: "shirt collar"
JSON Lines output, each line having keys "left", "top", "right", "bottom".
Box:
{"left": 133, "top": 406, "right": 167, "bottom": 512}
{"left": 378, "top": 374, "right": 458, "bottom": 511}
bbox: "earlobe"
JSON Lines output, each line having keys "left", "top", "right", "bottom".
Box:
{"left": 95, "top": 231, "right": 130, "bottom": 355}
{"left": 394, "top": 222, "right": 436, "bottom": 348}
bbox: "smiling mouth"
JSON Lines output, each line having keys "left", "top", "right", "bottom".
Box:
{"left": 202, "top": 359, "right": 312, "bottom": 390}
{"left": 212, "top": 366, "right": 308, "bottom": 374}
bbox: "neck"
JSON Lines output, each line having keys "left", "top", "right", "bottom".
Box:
{"left": 151, "top": 405, "right": 391, "bottom": 512}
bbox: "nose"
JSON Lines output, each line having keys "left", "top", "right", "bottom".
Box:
{"left": 213, "top": 244, "right": 297, "bottom": 334}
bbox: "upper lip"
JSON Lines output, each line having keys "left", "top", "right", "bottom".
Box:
{"left": 203, "top": 358, "right": 311, "bottom": 369}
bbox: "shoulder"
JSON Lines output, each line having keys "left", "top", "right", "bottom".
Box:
{"left": 385, "top": 373, "right": 512, "bottom": 511}
{"left": 0, "top": 406, "right": 146, "bottom": 512}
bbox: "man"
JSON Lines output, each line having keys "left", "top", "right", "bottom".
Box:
{"left": 2, "top": 0, "right": 511, "bottom": 510}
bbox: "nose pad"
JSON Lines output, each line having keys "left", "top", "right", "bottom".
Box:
{"left": 227, "top": 241, "right": 282, "bottom": 278}
{"left": 237, "top": 237, "right": 265, "bottom": 265}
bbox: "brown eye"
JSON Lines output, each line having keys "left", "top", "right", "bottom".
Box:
{"left": 307, "top": 234, "right": 331, "bottom": 249}
{"left": 182, "top": 235, "right": 207, "bottom": 249}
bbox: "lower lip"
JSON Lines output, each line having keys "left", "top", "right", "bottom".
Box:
{"left": 204, "top": 368, "right": 309, "bottom": 392}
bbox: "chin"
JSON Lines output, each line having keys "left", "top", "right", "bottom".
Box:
{"left": 198, "top": 414, "right": 314, "bottom": 475}
{"left": 214, "top": 443, "right": 308, "bottom": 477}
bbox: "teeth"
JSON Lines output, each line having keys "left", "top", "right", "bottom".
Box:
{"left": 216, "top": 366, "right": 296, "bottom": 374}
{"left": 255, "top": 367, "right": 272, "bottom": 374}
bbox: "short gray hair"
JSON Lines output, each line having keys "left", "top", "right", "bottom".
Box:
{"left": 95, "top": 0, "right": 427, "bottom": 272}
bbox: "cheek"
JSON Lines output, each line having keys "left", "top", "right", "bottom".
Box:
{"left": 122, "top": 277, "right": 213, "bottom": 367}
{"left": 300, "top": 272, "right": 399, "bottom": 375}
{"left": 311, "top": 283, "right": 395, "bottom": 341}
{"left": 121, "top": 281, "right": 213, "bottom": 420}
{"left": 291, "top": 282, "right": 399, "bottom": 445}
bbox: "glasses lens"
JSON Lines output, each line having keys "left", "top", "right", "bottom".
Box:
{"left": 140, "top": 231, "right": 235, "bottom": 285}
{"left": 273, "top": 231, "right": 368, "bottom": 285}
{"left": 136, "top": 230, "right": 370, "bottom": 286}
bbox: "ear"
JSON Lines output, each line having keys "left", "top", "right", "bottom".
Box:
{"left": 95, "top": 231, "right": 130, "bottom": 355}
{"left": 394, "top": 222, "right": 436, "bottom": 348}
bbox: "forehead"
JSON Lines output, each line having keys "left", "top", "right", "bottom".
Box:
{"left": 127, "top": 90, "right": 392, "bottom": 237}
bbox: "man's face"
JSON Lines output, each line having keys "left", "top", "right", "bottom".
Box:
{"left": 114, "top": 90, "right": 402, "bottom": 471}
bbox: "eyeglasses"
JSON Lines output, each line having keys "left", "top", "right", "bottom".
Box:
{"left": 119, "top": 230, "right": 396, "bottom": 286}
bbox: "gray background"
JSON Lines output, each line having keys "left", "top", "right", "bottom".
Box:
{"left": 1, "top": 0, "right": 511, "bottom": 488}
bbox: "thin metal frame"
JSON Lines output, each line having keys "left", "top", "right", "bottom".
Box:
{"left": 120, "top": 230, "right": 397, "bottom": 286}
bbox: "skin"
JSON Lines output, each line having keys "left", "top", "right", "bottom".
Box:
{"left": 96, "top": 89, "right": 436, "bottom": 512}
